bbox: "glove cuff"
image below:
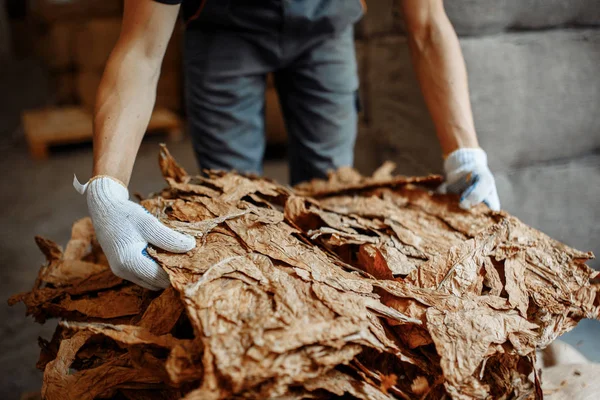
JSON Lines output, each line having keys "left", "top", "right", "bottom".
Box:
{"left": 77, "top": 176, "right": 129, "bottom": 203}
{"left": 444, "top": 148, "right": 488, "bottom": 173}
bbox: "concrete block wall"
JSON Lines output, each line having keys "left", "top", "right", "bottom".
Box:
{"left": 354, "top": 0, "right": 600, "bottom": 267}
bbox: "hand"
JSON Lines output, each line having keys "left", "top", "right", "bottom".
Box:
{"left": 438, "top": 148, "right": 500, "bottom": 211}
{"left": 74, "top": 176, "right": 196, "bottom": 290}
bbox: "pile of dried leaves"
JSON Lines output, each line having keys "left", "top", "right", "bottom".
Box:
{"left": 10, "top": 146, "right": 599, "bottom": 400}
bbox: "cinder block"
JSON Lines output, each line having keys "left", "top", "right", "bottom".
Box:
{"left": 443, "top": 0, "right": 519, "bottom": 36}
{"left": 444, "top": 0, "right": 600, "bottom": 36}
{"left": 460, "top": 29, "right": 600, "bottom": 171}
{"left": 495, "top": 155, "right": 600, "bottom": 269}
{"left": 353, "top": 122, "right": 384, "bottom": 176}
{"left": 366, "top": 30, "right": 600, "bottom": 174}
{"left": 354, "top": 39, "right": 369, "bottom": 123}
{"left": 355, "top": 0, "right": 400, "bottom": 38}
{"left": 514, "top": 0, "right": 600, "bottom": 29}
{"left": 366, "top": 36, "right": 442, "bottom": 176}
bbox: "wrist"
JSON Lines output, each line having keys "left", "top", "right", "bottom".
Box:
{"left": 89, "top": 175, "right": 127, "bottom": 189}
{"left": 86, "top": 176, "right": 130, "bottom": 205}
{"left": 444, "top": 148, "right": 488, "bottom": 174}
{"left": 93, "top": 162, "right": 132, "bottom": 187}
{"left": 439, "top": 129, "right": 479, "bottom": 158}
{"left": 442, "top": 145, "right": 480, "bottom": 160}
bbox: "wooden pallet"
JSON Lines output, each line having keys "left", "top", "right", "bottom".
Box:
{"left": 22, "top": 106, "right": 183, "bottom": 159}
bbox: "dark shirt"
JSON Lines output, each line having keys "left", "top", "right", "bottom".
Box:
{"left": 153, "top": 0, "right": 364, "bottom": 34}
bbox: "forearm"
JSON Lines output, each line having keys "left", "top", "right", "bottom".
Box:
{"left": 92, "top": 47, "right": 160, "bottom": 185}
{"left": 91, "top": 0, "right": 180, "bottom": 185}
{"left": 404, "top": 9, "right": 478, "bottom": 155}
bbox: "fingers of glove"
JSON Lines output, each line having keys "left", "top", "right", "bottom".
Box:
{"left": 113, "top": 242, "right": 171, "bottom": 290}
{"left": 483, "top": 187, "right": 501, "bottom": 211}
{"left": 444, "top": 173, "right": 475, "bottom": 195}
{"left": 459, "top": 174, "right": 494, "bottom": 210}
{"left": 133, "top": 206, "right": 196, "bottom": 253}
{"left": 111, "top": 264, "right": 162, "bottom": 291}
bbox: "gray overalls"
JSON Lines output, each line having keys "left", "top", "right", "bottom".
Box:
{"left": 157, "top": 0, "right": 365, "bottom": 184}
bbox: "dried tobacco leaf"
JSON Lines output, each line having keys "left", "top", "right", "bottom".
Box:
{"left": 294, "top": 162, "right": 443, "bottom": 197}
{"left": 10, "top": 146, "right": 599, "bottom": 400}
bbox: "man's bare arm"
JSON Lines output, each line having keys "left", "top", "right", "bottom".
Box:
{"left": 93, "top": 0, "right": 180, "bottom": 184}
{"left": 400, "top": 0, "right": 478, "bottom": 155}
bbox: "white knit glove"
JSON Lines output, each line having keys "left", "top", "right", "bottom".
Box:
{"left": 438, "top": 148, "right": 500, "bottom": 211}
{"left": 74, "top": 176, "right": 196, "bottom": 290}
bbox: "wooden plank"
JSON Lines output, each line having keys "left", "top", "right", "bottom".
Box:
{"left": 22, "top": 107, "right": 91, "bottom": 159}
{"left": 22, "top": 107, "right": 182, "bottom": 159}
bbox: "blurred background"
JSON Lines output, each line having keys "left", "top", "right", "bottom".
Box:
{"left": 1, "top": 0, "right": 598, "bottom": 398}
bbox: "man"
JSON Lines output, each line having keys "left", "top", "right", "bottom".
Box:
{"left": 75, "top": 0, "right": 500, "bottom": 290}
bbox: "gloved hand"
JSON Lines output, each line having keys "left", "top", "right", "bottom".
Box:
{"left": 74, "top": 176, "right": 196, "bottom": 290}
{"left": 438, "top": 148, "right": 500, "bottom": 211}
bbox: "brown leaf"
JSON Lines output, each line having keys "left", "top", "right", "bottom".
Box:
{"left": 138, "top": 286, "right": 184, "bottom": 335}
{"left": 294, "top": 165, "right": 442, "bottom": 197}
{"left": 12, "top": 150, "right": 599, "bottom": 400}
{"left": 159, "top": 143, "right": 188, "bottom": 183}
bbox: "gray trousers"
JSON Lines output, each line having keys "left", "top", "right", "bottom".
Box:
{"left": 183, "top": 14, "right": 360, "bottom": 184}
